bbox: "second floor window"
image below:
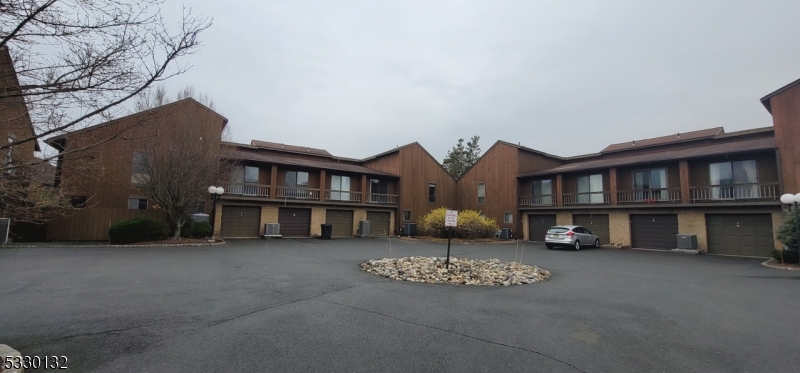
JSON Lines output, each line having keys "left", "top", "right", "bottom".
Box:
{"left": 244, "top": 166, "right": 259, "bottom": 183}
{"left": 230, "top": 166, "right": 260, "bottom": 195}
{"left": 633, "top": 169, "right": 667, "bottom": 201}
{"left": 577, "top": 174, "right": 604, "bottom": 204}
{"left": 131, "top": 151, "right": 149, "bottom": 185}
{"left": 330, "top": 175, "right": 351, "bottom": 201}
{"left": 531, "top": 179, "right": 552, "bottom": 205}
{"left": 429, "top": 183, "right": 436, "bottom": 203}
{"left": 710, "top": 160, "right": 758, "bottom": 199}
{"left": 285, "top": 171, "right": 309, "bottom": 188}
{"left": 477, "top": 183, "right": 485, "bottom": 204}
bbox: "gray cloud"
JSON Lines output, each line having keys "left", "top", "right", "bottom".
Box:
{"left": 159, "top": 0, "right": 800, "bottom": 161}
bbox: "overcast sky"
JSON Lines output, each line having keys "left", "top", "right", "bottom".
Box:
{"left": 158, "top": 0, "right": 800, "bottom": 161}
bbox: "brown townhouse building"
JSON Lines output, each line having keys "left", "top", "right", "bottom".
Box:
{"left": 38, "top": 76, "right": 800, "bottom": 258}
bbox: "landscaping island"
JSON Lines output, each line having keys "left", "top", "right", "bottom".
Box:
{"left": 361, "top": 256, "right": 550, "bottom": 286}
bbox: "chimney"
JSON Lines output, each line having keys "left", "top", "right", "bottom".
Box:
{"left": 677, "top": 132, "right": 681, "bottom": 139}
{"left": 632, "top": 140, "right": 636, "bottom": 145}
{"left": 281, "top": 143, "right": 284, "bottom": 149}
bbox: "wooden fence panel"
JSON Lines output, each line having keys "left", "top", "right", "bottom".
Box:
{"left": 46, "top": 208, "right": 167, "bottom": 241}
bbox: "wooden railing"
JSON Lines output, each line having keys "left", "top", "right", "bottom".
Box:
{"left": 618, "top": 188, "right": 681, "bottom": 204}
{"left": 276, "top": 186, "right": 320, "bottom": 200}
{"left": 368, "top": 193, "right": 399, "bottom": 205}
{"left": 563, "top": 192, "right": 611, "bottom": 205}
{"left": 519, "top": 195, "right": 556, "bottom": 206}
{"left": 224, "top": 183, "right": 270, "bottom": 197}
{"left": 324, "top": 190, "right": 363, "bottom": 203}
{"left": 690, "top": 183, "right": 779, "bottom": 202}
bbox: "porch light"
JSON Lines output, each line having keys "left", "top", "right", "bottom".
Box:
{"left": 208, "top": 186, "right": 224, "bottom": 201}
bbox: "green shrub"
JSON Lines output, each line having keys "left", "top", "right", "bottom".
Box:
{"left": 192, "top": 221, "right": 212, "bottom": 238}
{"left": 772, "top": 249, "right": 799, "bottom": 264}
{"left": 776, "top": 208, "right": 800, "bottom": 249}
{"left": 418, "top": 207, "right": 499, "bottom": 239}
{"left": 109, "top": 217, "right": 169, "bottom": 244}
{"left": 180, "top": 219, "right": 194, "bottom": 238}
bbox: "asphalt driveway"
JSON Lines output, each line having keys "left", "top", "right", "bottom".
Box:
{"left": 1, "top": 239, "right": 799, "bottom": 372}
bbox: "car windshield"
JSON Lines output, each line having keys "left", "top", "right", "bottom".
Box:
{"left": 547, "top": 227, "right": 569, "bottom": 233}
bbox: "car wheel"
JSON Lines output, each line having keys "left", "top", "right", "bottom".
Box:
{"left": 594, "top": 239, "right": 600, "bottom": 248}
{"left": 574, "top": 240, "right": 581, "bottom": 251}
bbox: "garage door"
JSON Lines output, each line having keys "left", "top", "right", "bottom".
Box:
{"left": 221, "top": 205, "right": 261, "bottom": 238}
{"left": 706, "top": 214, "right": 774, "bottom": 257}
{"left": 278, "top": 208, "right": 311, "bottom": 237}
{"left": 367, "top": 211, "right": 391, "bottom": 236}
{"left": 630, "top": 214, "right": 678, "bottom": 249}
{"left": 528, "top": 214, "right": 557, "bottom": 242}
{"left": 326, "top": 210, "right": 354, "bottom": 237}
{"left": 573, "top": 214, "right": 610, "bottom": 245}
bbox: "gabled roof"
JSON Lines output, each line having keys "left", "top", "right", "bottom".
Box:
{"left": 45, "top": 98, "right": 228, "bottom": 149}
{"left": 228, "top": 148, "right": 399, "bottom": 177}
{"left": 601, "top": 127, "right": 724, "bottom": 154}
{"left": 518, "top": 136, "right": 777, "bottom": 178}
{"left": 0, "top": 47, "right": 40, "bottom": 151}
{"left": 496, "top": 140, "right": 566, "bottom": 160}
{"left": 760, "top": 77, "right": 800, "bottom": 113}
{"left": 250, "top": 140, "right": 332, "bottom": 157}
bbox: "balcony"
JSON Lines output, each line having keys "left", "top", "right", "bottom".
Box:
{"left": 563, "top": 192, "right": 611, "bottom": 205}
{"left": 519, "top": 195, "right": 556, "bottom": 207}
{"left": 618, "top": 188, "right": 681, "bottom": 204}
{"left": 276, "top": 186, "right": 321, "bottom": 201}
{"left": 324, "top": 190, "right": 363, "bottom": 203}
{"left": 224, "top": 183, "right": 270, "bottom": 197}
{"left": 368, "top": 193, "right": 398, "bottom": 205}
{"left": 690, "top": 182, "right": 780, "bottom": 202}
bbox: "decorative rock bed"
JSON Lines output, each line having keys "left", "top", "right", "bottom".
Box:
{"left": 360, "top": 257, "right": 551, "bottom": 286}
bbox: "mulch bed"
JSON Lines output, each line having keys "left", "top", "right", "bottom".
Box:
{"left": 396, "top": 236, "right": 517, "bottom": 245}
{"left": 133, "top": 238, "right": 222, "bottom": 245}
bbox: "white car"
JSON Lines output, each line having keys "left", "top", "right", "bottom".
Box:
{"left": 544, "top": 225, "right": 600, "bottom": 250}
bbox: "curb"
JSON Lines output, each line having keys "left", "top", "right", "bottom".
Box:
{"left": 0, "top": 344, "right": 24, "bottom": 373}
{"left": 761, "top": 258, "right": 800, "bottom": 271}
{"left": 1, "top": 240, "right": 226, "bottom": 249}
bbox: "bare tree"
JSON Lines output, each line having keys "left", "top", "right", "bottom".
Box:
{"left": 0, "top": 0, "right": 211, "bottom": 223}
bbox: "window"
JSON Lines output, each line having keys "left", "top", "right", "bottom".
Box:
{"left": 477, "top": 183, "right": 485, "bottom": 204}
{"left": 244, "top": 166, "right": 259, "bottom": 183}
{"left": 330, "top": 175, "right": 351, "bottom": 201}
{"left": 5, "top": 135, "right": 15, "bottom": 174}
{"left": 577, "top": 174, "right": 604, "bottom": 204}
{"left": 710, "top": 160, "right": 758, "bottom": 199}
{"left": 284, "top": 171, "right": 310, "bottom": 199}
{"left": 504, "top": 212, "right": 513, "bottom": 224}
{"left": 127, "top": 197, "right": 148, "bottom": 210}
{"left": 428, "top": 183, "right": 436, "bottom": 203}
{"left": 370, "top": 179, "right": 388, "bottom": 203}
{"left": 188, "top": 202, "right": 206, "bottom": 215}
{"left": 531, "top": 179, "right": 552, "bottom": 205}
{"left": 403, "top": 210, "right": 412, "bottom": 222}
{"left": 131, "top": 151, "right": 149, "bottom": 185}
{"left": 633, "top": 169, "right": 667, "bottom": 201}
{"left": 70, "top": 196, "right": 87, "bottom": 208}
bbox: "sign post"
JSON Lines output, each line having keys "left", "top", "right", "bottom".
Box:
{"left": 444, "top": 210, "right": 458, "bottom": 269}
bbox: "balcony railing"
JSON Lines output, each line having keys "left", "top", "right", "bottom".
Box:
{"left": 224, "top": 183, "right": 270, "bottom": 197}
{"left": 618, "top": 188, "right": 681, "bottom": 204}
{"left": 368, "top": 193, "right": 398, "bottom": 205}
{"left": 563, "top": 192, "right": 611, "bottom": 205}
{"left": 519, "top": 195, "right": 556, "bottom": 207}
{"left": 690, "top": 182, "right": 779, "bottom": 202}
{"left": 276, "top": 186, "right": 320, "bottom": 201}
{"left": 324, "top": 190, "right": 363, "bottom": 203}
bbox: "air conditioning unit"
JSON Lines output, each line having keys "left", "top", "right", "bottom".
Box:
{"left": 676, "top": 234, "right": 697, "bottom": 250}
{"left": 357, "top": 220, "right": 371, "bottom": 238}
{"left": 402, "top": 223, "right": 417, "bottom": 237}
{"left": 500, "top": 228, "right": 512, "bottom": 240}
{"left": 263, "top": 223, "right": 282, "bottom": 238}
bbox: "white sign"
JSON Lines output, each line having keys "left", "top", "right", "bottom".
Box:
{"left": 445, "top": 210, "right": 458, "bottom": 227}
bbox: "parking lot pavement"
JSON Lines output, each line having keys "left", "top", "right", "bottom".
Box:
{"left": 2, "top": 238, "right": 799, "bottom": 372}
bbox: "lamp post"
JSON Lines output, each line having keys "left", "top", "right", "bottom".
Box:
{"left": 208, "top": 186, "right": 224, "bottom": 237}
{"left": 780, "top": 193, "right": 800, "bottom": 261}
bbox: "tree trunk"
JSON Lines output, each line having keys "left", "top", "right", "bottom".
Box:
{"left": 173, "top": 218, "right": 184, "bottom": 239}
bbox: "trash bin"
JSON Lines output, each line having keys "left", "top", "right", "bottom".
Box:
{"left": 321, "top": 224, "right": 333, "bottom": 239}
